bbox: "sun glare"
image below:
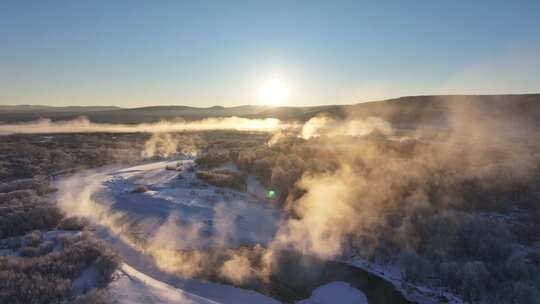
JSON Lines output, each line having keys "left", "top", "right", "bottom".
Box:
{"left": 258, "top": 79, "right": 288, "bottom": 106}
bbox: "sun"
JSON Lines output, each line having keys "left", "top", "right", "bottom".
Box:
{"left": 258, "top": 79, "right": 288, "bottom": 106}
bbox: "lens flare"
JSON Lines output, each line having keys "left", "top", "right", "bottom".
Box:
{"left": 266, "top": 190, "right": 276, "bottom": 199}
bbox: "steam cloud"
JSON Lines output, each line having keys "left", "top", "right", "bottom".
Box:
{"left": 268, "top": 100, "right": 539, "bottom": 263}
{"left": 53, "top": 99, "right": 540, "bottom": 293}
{"left": 0, "top": 116, "right": 292, "bottom": 135}
{"left": 142, "top": 133, "right": 204, "bottom": 158}
{"left": 300, "top": 116, "right": 392, "bottom": 139}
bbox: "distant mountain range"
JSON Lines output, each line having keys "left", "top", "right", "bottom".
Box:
{"left": 1, "top": 94, "right": 539, "bottom": 127}
{"left": 0, "top": 105, "right": 121, "bottom": 112}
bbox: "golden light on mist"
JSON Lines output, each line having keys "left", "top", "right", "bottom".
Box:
{"left": 258, "top": 79, "right": 288, "bottom": 106}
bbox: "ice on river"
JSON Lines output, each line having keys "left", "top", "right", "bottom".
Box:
{"left": 297, "top": 281, "right": 368, "bottom": 304}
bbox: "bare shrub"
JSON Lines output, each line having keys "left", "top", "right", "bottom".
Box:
{"left": 439, "top": 261, "right": 461, "bottom": 292}
{"left": 400, "top": 251, "right": 433, "bottom": 284}
{"left": 453, "top": 217, "right": 512, "bottom": 263}
{"left": 0, "top": 235, "right": 120, "bottom": 303}
{"left": 197, "top": 169, "right": 245, "bottom": 190}
{"left": 57, "top": 216, "right": 88, "bottom": 230}
{"left": 195, "top": 151, "right": 230, "bottom": 169}
{"left": 131, "top": 185, "right": 148, "bottom": 193}
{"left": 22, "top": 230, "right": 42, "bottom": 246}
{"left": 0, "top": 270, "right": 70, "bottom": 304}
{"left": 0, "top": 189, "right": 35, "bottom": 202}
{"left": 72, "top": 288, "right": 112, "bottom": 304}
{"left": 19, "top": 241, "right": 54, "bottom": 258}
{"left": 483, "top": 281, "right": 540, "bottom": 304}
{"left": 510, "top": 282, "right": 540, "bottom": 304}
{"left": 19, "top": 246, "right": 40, "bottom": 258}
{"left": 0, "top": 205, "right": 63, "bottom": 238}
{"left": 93, "top": 245, "right": 121, "bottom": 286}
{"left": 459, "top": 261, "right": 490, "bottom": 302}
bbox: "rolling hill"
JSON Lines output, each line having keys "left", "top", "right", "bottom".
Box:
{"left": 1, "top": 94, "right": 539, "bottom": 127}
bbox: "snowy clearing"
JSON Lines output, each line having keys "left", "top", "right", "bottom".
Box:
{"left": 56, "top": 157, "right": 282, "bottom": 303}
{"left": 100, "top": 159, "right": 281, "bottom": 249}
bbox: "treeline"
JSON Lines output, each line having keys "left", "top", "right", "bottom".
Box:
{"left": 0, "top": 133, "right": 148, "bottom": 181}
{"left": 195, "top": 130, "right": 540, "bottom": 303}
{"left": 196, "top": 169, "right": 246, "bottom": 191}
{"left": 195, "top": 138, "right": 335, "bottom": 202}
{"left": 395, "top": 212, "right": 540, "bottom": 303}
{"left": 0, "top": 133, "right": 131, "bottom": 304}
{"left": 331, "top": 134, "right": 540, "bottom": 303}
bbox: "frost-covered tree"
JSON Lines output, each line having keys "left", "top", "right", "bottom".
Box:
{"left": 400, "top": 251, "right": 433, "bottom": 284}
{"left": 459, "top": 261, "right": 489, "bottom": 302}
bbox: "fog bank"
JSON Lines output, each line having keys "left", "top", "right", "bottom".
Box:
{"left": 0, "top": 116, "right": 292, "bottom": 135}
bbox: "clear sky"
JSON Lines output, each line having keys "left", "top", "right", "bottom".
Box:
{"left": 1, "top": 0, "right": 539, "bottom": 107}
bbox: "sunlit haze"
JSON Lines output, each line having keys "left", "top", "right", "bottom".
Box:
{"left": 1, "top": 1, "right": 539, "bottom": 107}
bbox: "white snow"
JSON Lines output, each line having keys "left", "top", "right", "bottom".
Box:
{"left": 216, "top": 162, "right": 241, "bottom": 174}
{"left": 246, "top": 174, "right": 267, "bottom": 199}
{"left": 110, "top": 263, "right": 220, "bottom": 304}
{"left": 57, "top": 158, "right": 282, "bottom": 304}
{"left": 100, "top": 159, "right": 281, "bottom": 249}
{"left": 107, "top": 261, "right": 280, "bottom": 304}
{"left": 296, "top": 281, "right": 368, "bottom": 304}
{"left": 72, "top": 265, "right": 100, "bottom": 294}
{"left": 42, "top": 230, "right": 82, "bottom": 242}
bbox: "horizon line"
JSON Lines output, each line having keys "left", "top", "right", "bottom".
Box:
{"left": 2, "top": 92, "right": 540, "bottom": 109}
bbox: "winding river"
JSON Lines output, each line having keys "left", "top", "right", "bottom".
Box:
{"left": 55, "top": 158, "right": 415, "bottom": 304}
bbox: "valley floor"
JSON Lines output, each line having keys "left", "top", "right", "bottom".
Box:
{"left": 54, "top": 157, "right": 455, "bottom": 304}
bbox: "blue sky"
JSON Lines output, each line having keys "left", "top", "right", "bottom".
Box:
{"left": 1, "top": 0, "right": 539, "bottom": 107}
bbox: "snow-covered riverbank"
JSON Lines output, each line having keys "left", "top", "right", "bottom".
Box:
{"left": 344, "top": 258, "right": 464, "bottom": 304}
{"left": 55, "top": 157, "right": 282, "bottom": 303}
{"left": 55, "top": 157, "right": 425, "bottom": 304}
